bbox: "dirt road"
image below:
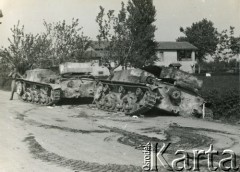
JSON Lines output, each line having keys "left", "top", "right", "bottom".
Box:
{"left": 0, "top": 90, "right": 240, "bottom": 172}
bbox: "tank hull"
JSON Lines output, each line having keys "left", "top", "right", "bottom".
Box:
{"left": 16, "top": 65, "right": 96, "bottom": 105}
{"left": 94, "top": 67, "right": 205, "bottom": 117}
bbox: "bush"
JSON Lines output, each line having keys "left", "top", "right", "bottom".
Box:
{"left": 201, "top": 89, "right": 240, "bottom": 123}
{"left": 0, "top": 77, "right": 11, "bottom": 91}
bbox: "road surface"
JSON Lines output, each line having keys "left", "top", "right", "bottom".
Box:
{"left": 0, "top": 90, "right": 240, "bottom": 171}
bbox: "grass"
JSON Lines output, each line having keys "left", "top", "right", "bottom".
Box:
{"left": 197, "top": 74, "right": 240, "bottom": 123}
{"left": 198, "top": 74, "right": 239, "bottom": 93}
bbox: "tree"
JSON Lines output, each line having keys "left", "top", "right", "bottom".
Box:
{"left": 96, "top": 3, "right": 134, "bottom": 74}
{"left": 177, "top": 19, "right": 218, "bottom": 73}
{"left": 126, "top": 0, "right": 157, "bottom": 67}
{"left": 0, "top": 19, "right": 91, "bottom": 75}
{"left": 213, "top": 26, "right": 240, "bottom": 61}
{"left": 43, "top": 19, "right": 91, "bottom": 66}
{"left": 96, "top": 0, "right": 157, "bottom": 74}
{"left": 0, "top": 21, "right": 39, "bottom": 73}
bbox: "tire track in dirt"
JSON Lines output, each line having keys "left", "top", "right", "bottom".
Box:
{"left": 22, "top": 135, "right": 224, "bottom": 172}
{"left": 15, "top": 109, "right": 109, "bottom": 134}
{"left": 25, "top": 119, "right": 109, "bottom": 134}
{"left": 23, "top": 135, "right": 144, "bottom": 172}
{"left": 15, "top": 107, "right": 38, "bottom": 121}
{"left": 100, "top": 125, "right": 213, "bottom": 153}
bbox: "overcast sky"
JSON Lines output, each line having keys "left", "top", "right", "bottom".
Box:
{"left": 0, "top": 0, "right": 239, "bottom": 47}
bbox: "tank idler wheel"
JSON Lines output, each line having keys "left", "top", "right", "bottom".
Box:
{"left": 26, "top": 92, "right": 32, "bottom": 102}
{"left": 16, "top": 82, "right": 23, "bottom": 96}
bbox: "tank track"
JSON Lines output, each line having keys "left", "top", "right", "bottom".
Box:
{"left": 94, "top": 81, "right": 158, "bottom": 116}
{"left": 16, "top": 80, "right": 61, "bottom": 106}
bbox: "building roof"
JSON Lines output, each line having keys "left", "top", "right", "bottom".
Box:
{"left": 90, "top": 41, "right": 109, "bottom": 50}
{"left": 157, "top": 41, "right": 198, "bottom": 50}
{"left": 90, "top": 41, "right": 198, "bottom": 52}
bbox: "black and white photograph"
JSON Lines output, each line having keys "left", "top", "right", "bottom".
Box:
{"left": 0, "top": 0, "right": 239, "bottom": 171}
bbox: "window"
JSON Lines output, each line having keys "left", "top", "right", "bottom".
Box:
{"left": 177, "top": 50, "right": 192, "bottom": 61}
{"left": 157, "top": 51, "right": 164, "bottom": 62}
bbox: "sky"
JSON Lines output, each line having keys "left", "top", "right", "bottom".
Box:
{"left": 0, "top": 0, "right": 239, "bottom": 47}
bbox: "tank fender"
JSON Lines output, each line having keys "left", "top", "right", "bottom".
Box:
{"left": 48, "top": 84, "right": 61, "bottom": 90}
{"left": 146, "top": 84, "right": 158, "bottom": 91}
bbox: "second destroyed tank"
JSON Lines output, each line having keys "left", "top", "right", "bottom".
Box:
{"left": 15, "top": 63, "right": 103, "bottom": 105}
{"left": 94, "top": 66, "right": 205, "bottom": 117}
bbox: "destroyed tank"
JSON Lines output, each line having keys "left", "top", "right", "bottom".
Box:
{"left": 94, "top": 66, "right": 205, "bottom": 117}
{"left": 15, "top": 62, "right": 101, "bottom": 105}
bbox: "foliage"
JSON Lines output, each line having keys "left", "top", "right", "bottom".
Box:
{"left": 214, "top": 26, "right": 240, "bottom": 61}
{"left": 96, "top": 0, "right": 157, "bottom": 73}
{"left": 201, "top": 89, "right": 240, "bottom": 123}
{"left": 0, "top": 19, "right": 91, "bottom": 74}
{"left": 177, "top": 19, "right": 219, "bottom": 62}
{"left": 199, "top": 74, "right": 240, "bottom": 123}
{"left": 96, "top": 3, "right": 133, "bottom": 73}
{"left": 0, "top": 21, "right": 40, "bottom": 74}
{"left": 42, "top": 19, "right": 91, "bottom": 66}
{"left": 126, "top": 0, "right": 157, "bottom": 67}
{"left": 198, "top": 59, "right": 239, "bottom": 73}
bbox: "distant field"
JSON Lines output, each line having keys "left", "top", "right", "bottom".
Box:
{"left": 198, "top": 74, "right": 239, "bottom": 93}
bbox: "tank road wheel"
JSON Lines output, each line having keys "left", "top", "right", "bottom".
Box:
{"left": 118, "top": 86, "right": 126, "bottom": 98}
{"left": 96, "top": 95, "right": 105, "bottom": 110}
{"left": 25, "top": 89, "right": 32, "bottom": 102}
{"left": 104, "top": 93, "right": 117, "bottom": 111}
{"left": 31, "top": 85, "right": 38, "bottom": 104}
{"left": 98, "top": 84, "right": 111, "bottom": 110}
{"left": 138, "top": 91, "right": 151, "bottom": 108}
{"left": 135, "top": 88, "right": 144, "bottom": 100}
{"left": 94, "top": 83, "right": 104, "bottom": 108}
{"left": 39, "top": 88, "right": 48, "bottom": 105}
{"left": 32, "top": 91, "right": 40, "bottom": 103}
{"left": 122, "top": 93, "right": 138, "bottom": 115}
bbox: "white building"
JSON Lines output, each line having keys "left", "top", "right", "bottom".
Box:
{"left": 155, "top": 42, "right": 198, "bottom": 73}
{"left": 86, "top": 41, "right": 198, "bottom": 73}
